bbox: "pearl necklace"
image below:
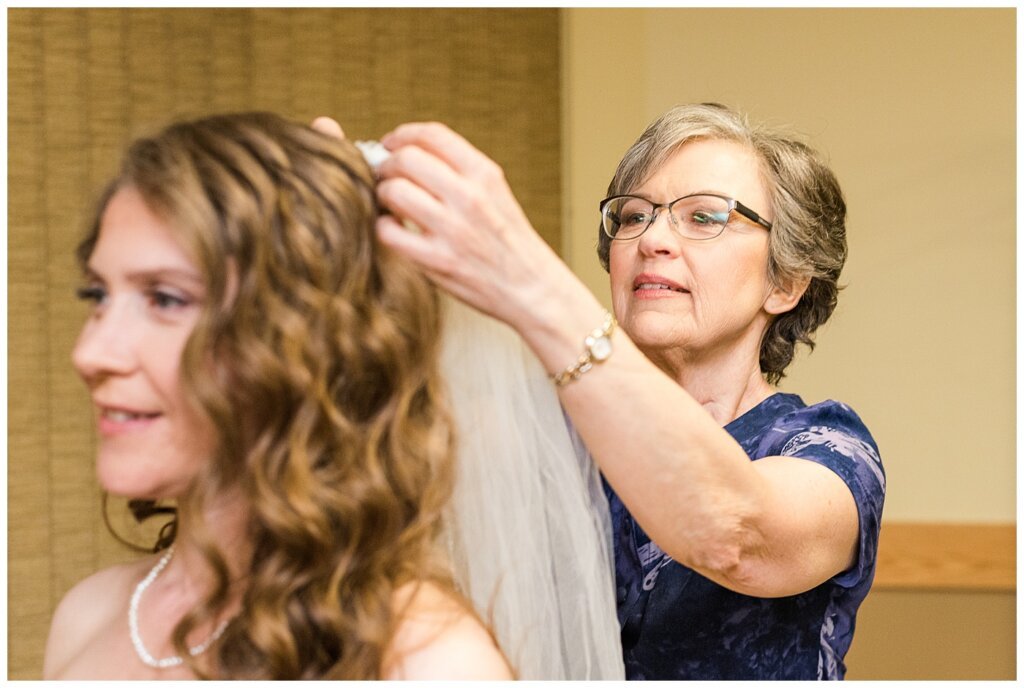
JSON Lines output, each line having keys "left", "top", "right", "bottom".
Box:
{"left": 128, "top": 546, "right": 230, "bottom": 669}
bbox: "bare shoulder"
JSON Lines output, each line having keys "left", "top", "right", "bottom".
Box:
{"left": 42, "top": 557, "right": 149, "bottom": 679}
{"left": 382, "top": 581, "right": 512, "bottom": 680}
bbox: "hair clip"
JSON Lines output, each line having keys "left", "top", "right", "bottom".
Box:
{"left": 354, "top": 140, "right": 391, "bottom": 173}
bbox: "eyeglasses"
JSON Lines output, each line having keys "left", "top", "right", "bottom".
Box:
{"left": 599, "top": 193, "right": 773, "bottom": 241}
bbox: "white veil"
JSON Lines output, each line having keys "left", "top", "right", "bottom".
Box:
{"left": 355, "top": 140, "right": 622, "bottom": 678}
{"left": 438, "top": 296, "right": 624, "bottom": 680}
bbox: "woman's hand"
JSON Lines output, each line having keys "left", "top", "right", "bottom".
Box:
{"left": 373, "top": 122, "right": 573, "bottom": 330}
{"left": 310, "top": 117, "right": 606, "bottom": 374}
{"left": 311, "top": 116, "right": 346, "bottom": 139}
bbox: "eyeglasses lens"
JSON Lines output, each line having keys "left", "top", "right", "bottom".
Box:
{"left": 603, "top": 195, "right": 732, "bottom": 240}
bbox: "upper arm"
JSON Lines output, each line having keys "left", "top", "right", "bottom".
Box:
{"left": 382, "top": 582, "right": 512, "bottom": 680}
{"left": 712, "top": 412, "right": 886, "bottom": 598}
{"left": 731, "top": 455, "right": 861, "bottom": 595}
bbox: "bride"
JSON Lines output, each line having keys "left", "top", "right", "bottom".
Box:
{"left": 43, "top": 112, "right": 622, "bottom": 679}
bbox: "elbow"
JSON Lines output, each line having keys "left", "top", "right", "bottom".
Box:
{"left": 688, "top": 540, "right": 744, "bottom": 579}
{"left": 681, "top": 523, "right": 766, "bottom": 593}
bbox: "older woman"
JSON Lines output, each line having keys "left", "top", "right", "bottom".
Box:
{"left": 369, "top": 103, "right": 885, "bottom": 680}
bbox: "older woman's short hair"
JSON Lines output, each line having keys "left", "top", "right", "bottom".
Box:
{"left": 598, "top": 103, "right": 847, "bottom": 383}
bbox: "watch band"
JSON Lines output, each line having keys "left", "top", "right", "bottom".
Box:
{"left": 551, "top": 311, "right": 616, "bottom": 387}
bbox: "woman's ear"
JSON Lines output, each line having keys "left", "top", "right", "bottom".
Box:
{"left": 764, "top": 275, "right": 810, "bottom": 315}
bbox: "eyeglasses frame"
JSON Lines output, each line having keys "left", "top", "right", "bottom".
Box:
{"left": 599, "top": 192, "right": 773, "bottom": 241}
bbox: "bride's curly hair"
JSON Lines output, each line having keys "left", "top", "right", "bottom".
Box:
{"left": 77, "top": 112, "right": 459, "bottom": 678}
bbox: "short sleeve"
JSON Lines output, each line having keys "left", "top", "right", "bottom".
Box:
{"left": 757, "top": 400, "right": 886, "bottom": 589}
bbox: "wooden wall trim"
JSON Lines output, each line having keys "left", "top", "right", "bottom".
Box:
{"left": 873, "top": 522, "right": 1016, "bottom": 592}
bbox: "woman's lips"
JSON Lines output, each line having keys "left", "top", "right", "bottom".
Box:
{"left": 633, "top": 274, "right": 689, "bottom": 299}
{"left": 96, "top": 406, "right": 162, "bottom": 436}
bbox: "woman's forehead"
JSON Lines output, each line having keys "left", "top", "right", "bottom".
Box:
{"left": 635, "top": 139, "right": 768, "bottom": 202}
{"left": 91, "top": 186, "right": 203, "bottom": 278}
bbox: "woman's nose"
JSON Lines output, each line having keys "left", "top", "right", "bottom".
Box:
{"left": 637, "top": 209, "right": 683, "bottom": 258}
{"left": 71, "top": 302, "right": 139, "bottom": 382}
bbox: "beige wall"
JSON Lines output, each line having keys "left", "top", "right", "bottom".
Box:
{"left": 563, "top": 7, "right": 1015, "bottom": 523}
{"left": 562, "top": 8, "right": 1016, "bottom": 679}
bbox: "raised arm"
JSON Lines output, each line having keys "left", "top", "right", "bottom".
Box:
{"left": 373, "top": 122, "right": 861, "bottom": 598}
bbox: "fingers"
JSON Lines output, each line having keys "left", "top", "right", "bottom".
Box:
{"left": 311, "top": 116, "right": 345, "bottom": 139}
{"left": 374, "top": 122, "right": 545, "bottom": 319}
{"left": 376, "top": 123, "right": 522, "bottom": 239}
{"left": 377, "top": 144, "right": 474, "bottom": 216}
{"left": 381, "top": 122, "right": 498, "bottom": 179}
{"left": 377, "top": 172, "right": 456, "bottom": 234}
{"left": 376, "top": 214, "right": 451, "bottom": 276}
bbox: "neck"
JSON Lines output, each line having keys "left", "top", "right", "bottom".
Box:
{"left": 160, "top": 485, "right": 252, "bottom": 601}
{"left": 127, "top": 486, "right": 250, "bottom": 674}
{"left": 642, "top": 336, "right": 775, "bottom": 426}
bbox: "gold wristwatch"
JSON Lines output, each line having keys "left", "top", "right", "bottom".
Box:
{"left": 551, "top": 311, "right": 616, "bottom": 387}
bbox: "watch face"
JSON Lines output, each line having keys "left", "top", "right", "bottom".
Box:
{"left": 588, "top": 335, "right": 613, "bottom": 362}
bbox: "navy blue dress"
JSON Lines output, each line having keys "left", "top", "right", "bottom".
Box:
{"left": 605, "top": 393, "right": 885, "bottom": 680}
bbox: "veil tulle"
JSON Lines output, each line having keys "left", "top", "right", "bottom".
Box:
{"left": 354, "top": 139, "right": 622, "bottom": 677}
{"left": 438, "top": 296, "right": 624, "bottom": 680}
